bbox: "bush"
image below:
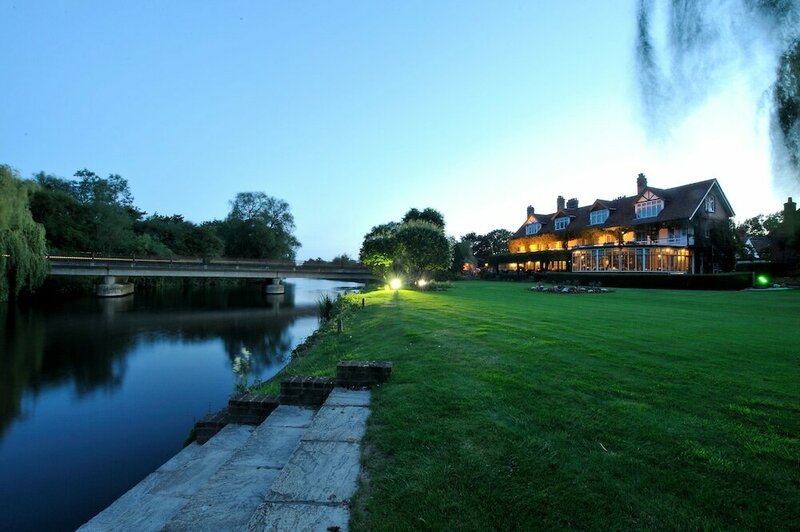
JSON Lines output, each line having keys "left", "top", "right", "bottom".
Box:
{"left": 318, "top": 293, "right": 337, "bottom": 321}
{"left": 540, "top": 272, "right": 753, "bottom": 290}
{"left": 419, "top": 280, "right": 452, "bottom": 291}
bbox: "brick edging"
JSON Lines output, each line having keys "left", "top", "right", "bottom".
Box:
{"left": 193, "top": 361, "right": 392, "bottom": 444}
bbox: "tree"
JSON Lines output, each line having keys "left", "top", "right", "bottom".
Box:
{"left": 29, "top": 169, "right": 142, "bottom": 254}
{"left": 359, "top": 223, "right": 400, "bottom": 280}
{"left": 450, "top": 237, "right": 475, "bottom": 274}
{"left": 395, "top": 221, "right": 452, "bottom": 279}
{"left": 359, "top": 211, "right": 451, "bottom": 282}
{"left": 0, "top": 165, "right": 48, "bottom": 302}
{"left": 737, "top": 212, "right": 783, "bottom": 237}
{"left": 401, "top": 207, "right": 445, "bottom": 229}
{"left": 463, "top": 229, "right": 513, "bottom": 264}
{"left": 330, "top": 253, "right": 358, "bottom": 266}
{"left": 29, "top": 176, "right": 95, "bottom": 252}
{"left": 219, "top": 192, "right": 300, "bottom": 260}
{"left": 134, "top": 214, "right": 224, "bottom": 257}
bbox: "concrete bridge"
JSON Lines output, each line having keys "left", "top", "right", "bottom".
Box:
{"left": 46, "top": 254, "right": 376, "bottom": 296}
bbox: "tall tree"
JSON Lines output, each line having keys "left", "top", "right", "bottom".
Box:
{"left": 359, "top": 222, "right": 401, "bottom": 280}
{"left": 402, "top": 207, "right": 445, "bottom": 229}
{"left": 220, "top": 192, "right": 300, "bottom": 260}
{"left": 463, "top": 229, "right": 513, "bottom": 264}
{"left": 360, "top": 211, "right": 452, "bottom": 282}
{"left": 0, "top": 165, "right": 48, "bottom": 302}
{"left": 737, "top": 212, "right": 784, "bottom": 237}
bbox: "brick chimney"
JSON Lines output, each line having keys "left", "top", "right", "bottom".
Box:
{"left": 527, "top": 205, "right": 535, "bottom": 218}
{"left": 637, "top": 173, "right": 648, "bottom": 195}
{"left": 784, "top": 197, "right": 797, "bottom": 234}
{"left": 557, "top": 195, "right": 565, "bottom": 211}
{"left": 566, "top": 198, "right": 579, "bottom": 209}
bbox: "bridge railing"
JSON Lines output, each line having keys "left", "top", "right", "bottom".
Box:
{"left": 45, "top": 253, "right": 370, "bottom": 272}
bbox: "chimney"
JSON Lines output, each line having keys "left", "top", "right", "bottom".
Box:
{"left": 557, "top": 195, "right": 565, "bottom": 211}
{"left": 784, "top": 197, "right": 797, "bottom": 234}
{"left": 566, "top": 198, "right": 579, "bottom": 209}
{"left": 527, "top": 205, "right": 535, "bottom": 218}
{"left": 637, "top": 173, "right": 648, "bottom": 195}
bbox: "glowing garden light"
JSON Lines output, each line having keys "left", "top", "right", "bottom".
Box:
{"left": 389, "top": 278, "right": 402, "bottom": 290}
{"left": 757, "top": 275, "right": 770, "bottom": 286}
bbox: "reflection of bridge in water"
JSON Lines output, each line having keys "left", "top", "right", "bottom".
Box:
{"left": 46, "top": 254, "right": 376, "bottom": 296}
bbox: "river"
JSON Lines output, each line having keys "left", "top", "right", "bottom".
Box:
{"left": 0, "top": 278, "right": 360, "bottom": 531}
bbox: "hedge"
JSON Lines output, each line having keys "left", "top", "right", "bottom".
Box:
{"left": 493, "top": 271, "right": 754, "bottom": 290}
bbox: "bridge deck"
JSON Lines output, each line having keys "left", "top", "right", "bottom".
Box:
{"left": 46, "top": 256, "right": 376, "bottom": 282}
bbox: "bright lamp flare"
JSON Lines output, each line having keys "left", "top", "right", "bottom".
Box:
{"left": 389, "top": 278, "right": 402, "bottom": 290}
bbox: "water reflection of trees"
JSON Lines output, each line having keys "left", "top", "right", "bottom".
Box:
{"left": 0, "top": 287, "right": 318, "bottom": 441}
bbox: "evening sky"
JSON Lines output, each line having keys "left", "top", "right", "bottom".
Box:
{"left": 1, "top": 1, "right": 795, "bottom": 259}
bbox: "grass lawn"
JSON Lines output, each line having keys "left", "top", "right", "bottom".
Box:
{"left": 258, "top": 281, "right": 800, "bottom": 530}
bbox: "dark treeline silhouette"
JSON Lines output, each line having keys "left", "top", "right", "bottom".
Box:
{"left": 28, "top": 169, "right": 300, "bottom": 260}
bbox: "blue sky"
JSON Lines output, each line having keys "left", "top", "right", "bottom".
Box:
{"left": 1, "top": 1, "right": 795, "bottom": 259}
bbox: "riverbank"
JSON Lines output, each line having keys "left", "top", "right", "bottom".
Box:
{"left": 256, "top": 281, "right": 799, "bottom": 530}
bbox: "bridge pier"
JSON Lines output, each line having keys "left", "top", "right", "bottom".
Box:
{"left": 96, "top": 276, "right": 134, "bottom": 298}
{"left": 264, "top": 278, "right": 285, "bottom": 295}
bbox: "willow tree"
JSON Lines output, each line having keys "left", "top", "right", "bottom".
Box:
{"left": 0, "top": 165, "right": 48, "bottom": 302}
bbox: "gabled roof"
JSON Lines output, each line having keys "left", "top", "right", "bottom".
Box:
{"left": 688, "top": 179, "right": 735, "bottom": 220}
{"left": 590, "top": 200, "right": 615, "bottom": 211}
{"left": 511, "top": 178, "right": 733, "bottom": 239}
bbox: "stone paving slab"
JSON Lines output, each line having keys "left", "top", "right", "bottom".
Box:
{"left": 324, "top": 388, "right": 371, "bottom": 407}
{"left": 79, "top": 424, "right": 255, "bottom": 531}
{"left": 301, "top": 405, "right": 370, "bottom": 443}
{"left": 232, "top": 406, "right": 315, "bottom": 468}
{"left": 265, "top": 440, "right": 362, "bottom": 504}
{"left": 164, "top": 466, "right": 282, "bottom": 531}
{"left": 164, "top": 406, "right": 316, "bottom": 530}
{"left": 246, "top": 502, "right": 350, "bottom": 532}
{"left": 261, "top": 404, "right": 316, "bottom": 428}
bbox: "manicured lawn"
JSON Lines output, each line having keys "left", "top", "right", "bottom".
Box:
{"left": 260, "top": 282, "right": 800, "bottom": 530}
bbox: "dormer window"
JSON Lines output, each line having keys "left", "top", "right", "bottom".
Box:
{"left": 590, "top": 209, "right": 609, "bottom": 225}
{"left": 554, "top": 217, "right": 570, "bottom": 230}
{"left": 635, "top": 192, "right": 663, "bottom": 219}
{"left": 705, "top": 195, "right": 716, "bottom": 213}
{"left": 525, "top": 222, "right": 542, "bottom": 235}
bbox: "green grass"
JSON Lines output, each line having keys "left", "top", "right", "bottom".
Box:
{"left": 258, "top": 282, "right": 800, "bottom": 530}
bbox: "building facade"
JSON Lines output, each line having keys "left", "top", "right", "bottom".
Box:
{"left": 503, "top": 174, "right": 734, "bottom": 274}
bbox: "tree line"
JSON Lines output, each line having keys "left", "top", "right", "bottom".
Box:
{"left": 0, "top": 164, "right": 302, "bottom": 302}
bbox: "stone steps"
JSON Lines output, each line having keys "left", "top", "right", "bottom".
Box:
{"left": 80, "top": 362, "right": 390, "bottom": 531}
{"left": 80, "top": 390, "right": 372, "bottom": 531}
{"left": 164, "top": 405, "right": 316, "bottom": 531}
{"left": 246, "top": 388, "right": 371, "bottom": 531}
{"left": 79, "top": 423, "right": 256, "bottom": 531}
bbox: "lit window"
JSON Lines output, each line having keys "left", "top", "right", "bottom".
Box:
{"left": 554, "top": 217, "right": 569, "bottom": 230}
{"left": 705, "top": 195, "right": 716, "bottom": 213}
{"left": 525, "top": 222, "right": 542, "bottom": 235}
{"left": 590, "top": 209, "right": 609, "bottom": 225}
{"left": 635, "top": 199, "right": 663, "bottom": 219}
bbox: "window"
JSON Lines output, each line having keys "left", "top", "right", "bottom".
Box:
{"left": 525, "top": 222, "right": 542, "bottom": 235}
{"left": 635, "top": 199, "right": 663, "bottom": 219}
{"left": 590, "top": 209, "right": 609, "bottom": 225}
{"left": 554, "top": 217, "right": 569, "bottom": 230}
{"left": 705, "top": 195, "right": 716, "bottom": 213}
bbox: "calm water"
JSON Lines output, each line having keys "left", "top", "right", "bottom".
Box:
{"left": 0, "top": 279, "right": 360, "bottom": 531}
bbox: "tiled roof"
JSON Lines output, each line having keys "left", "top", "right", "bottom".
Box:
{"left": 512, "top": 179, "right": 729, "bottom": 239}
